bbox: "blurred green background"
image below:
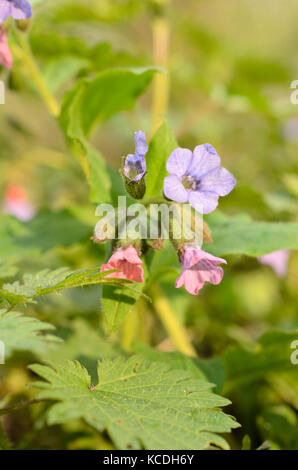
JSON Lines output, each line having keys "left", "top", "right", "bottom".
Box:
{"left": 0, "top": 0, "right": 297, "bottom": 450}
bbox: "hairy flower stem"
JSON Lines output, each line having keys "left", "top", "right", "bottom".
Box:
{"left": 17, "top": 32, "right": 60, "bottom": 117}
{"left": 150, "top": 284, "right": 197, "bottom": 357}
{"left": 150, "top": 0, "right": 170, "bottom": 136}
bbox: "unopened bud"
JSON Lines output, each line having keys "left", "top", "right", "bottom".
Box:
{"left": 16, "top": 19, "right": 31, "bottom": 32}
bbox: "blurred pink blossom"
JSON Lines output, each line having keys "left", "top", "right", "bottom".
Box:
{"left": 258, "top": 250, "right": 290, "bottom": 278}
{"left": 3, "top": 185, "right": 35, "bottom": 221}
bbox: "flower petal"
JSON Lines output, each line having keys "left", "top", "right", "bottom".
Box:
{"left": 258, "top": 250, "right": 290, "bottom": 278}
{"left": 166, "top": 148, "right": 193, "bottom": 177}
{"left": 187, "top": 144, "right": 220, "bottom": 180}
{"left": 0, "top": 2, "right": 12, "bottom": 23}
{"left": 11, "top": 0, "right": 32, "bottom": 20}
{"left": 163, "top": 175, "right": 188, "bottom": 203}
{"left": 0, "top": 30, "right": 13, "bottom": 68}
{"left": 200, "top": 167, "right": 236, "bottom": 196}
{"left": 175, "top": 270, "right": 204, "bottom": 295}
{"left": 188, "top": 190, "right": 219, "bottom": 214}
{"left": 197, "top": 260, "right": 224, "bottom": 285}
{"left": 134, "top": 130, "right": 148, "bottom": 158}
{"left": 124, "top": 153, "right": 146, "bottom": 181}
{"left": 100, "top": 246, "right": 144, "bottom": 282}
{"left": 175, "top": 245, "right": 226, "bottom": 295}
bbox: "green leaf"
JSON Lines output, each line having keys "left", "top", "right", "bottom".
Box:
{"left": 30, "top": 356, "right": 239, "bottom": 450}
{"left": 223, "top": 330, "right": 298, "bottom": 393}
{"left": 206, "top": 212, "right": 298, "bottom": 257}
{"left": 43, "top": 319, "right": 121, "bottom": 363}
{"left": 0, "top": 267, "right": 128, "bottom": 308}
{"left": 133, "top": 341, "right": 225, "bottom": 393}
{"left": 0, "top": 310, "right": 61, "bottom": 359}
{"left": 60, "top": 67, "right": 158, "bottom": 204}
{"left": 62, "top": 67, "right": 159, "bottom": 136}
{"left": 145, "top": 122, "right": 177, "bottom": 198}
{"left": 0, "top": 209, "right": 92, "bottom": 262}
{"left": 101, "top": 282, "right": 144, "bottom": 334}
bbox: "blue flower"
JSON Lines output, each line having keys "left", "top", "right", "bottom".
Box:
{"left": 124, "top": 131, "right": 147, "bottom": 182}
{"left": 0, "top": 0, "right": 32, "bottom": 24}
{"left": 163, "top": 143, "right": 236, "bottom": 214}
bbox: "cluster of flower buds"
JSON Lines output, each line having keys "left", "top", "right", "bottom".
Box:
{"left": 0, "top": 0, "right": 32, "bottom": 68}
{"left": 95, "top": 130, "right": 236, "bottom": 295}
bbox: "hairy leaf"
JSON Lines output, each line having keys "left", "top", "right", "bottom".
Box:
{"left": 0, "top": 310, "right": 60, "bottom": 359}
{"left": 30, "top": 357, "right": 239, "bottom": 450}
{"left": 0, "top": 267, "right": 130, "bottom": 308}
{"left": 207, "top": 212, "right": 298, "bottom": 257}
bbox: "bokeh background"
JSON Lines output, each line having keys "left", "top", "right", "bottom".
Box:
{"left": 0, "top": 0, "right": 297, "bottom": 450}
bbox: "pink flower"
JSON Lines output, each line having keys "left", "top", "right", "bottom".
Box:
{"left": 175, "top": 245, "right": 227, "bottom": 295}
{"left": 3, "top": 185, "right": 35, "bottom": 221}
{"left": 258, "top": 250, "right": 290, "bottom": 278}
{"left": 100, "top": 245, "right": 144, "bottom": 283}
{"left": 0, "top": 29, "right": 12, "bottom": 69}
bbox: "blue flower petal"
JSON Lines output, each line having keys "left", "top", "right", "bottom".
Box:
{"left": 163, "top": 174, "right": 188, "bottom": 203}
{"left": 200, "top": 167, "right": 236, "bottom": 196}
{"left": 189, "top": 190, "right": 219, "bottom": 214}
{"left": 134, "top": 130, "right": 148, "bottom": 158}
{"left": 166, "top": 148, "right": 193, "bottom": 177}
{"left": 187, "top": 144, "right": 220, "bottom": 180}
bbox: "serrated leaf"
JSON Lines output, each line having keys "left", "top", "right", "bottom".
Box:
{"left": 0, "top": 310, "right": 61, "bottom": 359}
{"left": 207, "top": 212, "right": 298, "bottom": 256}
{"left": 145, "top": 121, "right": 177, "bottom": 198}
{"left": 133, "top": 341, "right": 225, "bottom": 393}
{"left": 30, "top": 356, "right": 239, "bottom": 450}
{"left": 0, "top": 267, "right": 130, "bottom": 308}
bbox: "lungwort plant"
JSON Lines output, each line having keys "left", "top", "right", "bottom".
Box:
{"left": 0, "top": 0, "right": 297, "bottom": 451}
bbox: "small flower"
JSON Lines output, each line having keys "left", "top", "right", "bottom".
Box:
{"left": 258, "top": 250, "right": 290, "bottom": 278}
{"left": 0, "top": 28, "right": 12, "bottom": 68}
{"left": 122, "top": 130, "right": 148, "bottom": 199}
{"left": 163, "top": 144, "right": 236, "bottom": 214}
{"left": 0, "top": 0, "right": 32, "bottom": 23}
{"left": 175, "top": 244, "right": 227, "bottom": 295}
{"left": 3, "top": 185, "right": 35, "bottom": 221}
{"left": 100, "top": 245, "right": 144, "bottom": 283}
{"left": 124, "top": 130, "right": 147, "bottom": 182}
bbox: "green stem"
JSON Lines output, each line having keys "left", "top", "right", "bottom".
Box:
{"left": 150, "top": 284, "right": 197, "bottom": 357}
{"left": 150, "top": 0, "right": 170, "bottom": 136}
{"left": 0, "top": 398, "right": 45, "bottom": 417}
{"left": 121, "top": 306, "right": 138, "bottom": 352}
{"left": 17, "top": 32, "right": 60, "bottom": 117}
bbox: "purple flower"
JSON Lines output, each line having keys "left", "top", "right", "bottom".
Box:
{"left": 124, "top": 131, "right": 147, "bottom": 182}
{"left": 175, "top": 244, "right": 227, "bottom": 295}
{"left": 0, "top": 0, "right": 32, "bottom": 23}
{"left": 163, "top": 144, "right": 236, "bottom": 214}
{"left": 258, "top": 250, "right": 290, "bottom": 278}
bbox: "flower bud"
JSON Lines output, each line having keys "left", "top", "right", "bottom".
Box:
{"left": 121, "top": 131, "right": 148, "bottom": 200}
{"left": 16, "top": 19, "right": 31, "bottom": 32}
